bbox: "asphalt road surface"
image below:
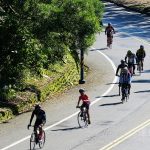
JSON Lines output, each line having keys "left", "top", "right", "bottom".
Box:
{"left": 0, "top": 2, "right": 150, "bottom": 150}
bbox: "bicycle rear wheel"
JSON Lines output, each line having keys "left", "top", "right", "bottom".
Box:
{"left": 30, "top": 133, "right": 36, "bottom": 150}
{"left": 77, "top": 112, "right": 88, "bottom": 128}
{"left": 39, "top": 130, "right": 46, "bottom": 149}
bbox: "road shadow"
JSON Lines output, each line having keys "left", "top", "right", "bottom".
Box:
{"left": 100, "top": 102, "right": 122, "bottom": 106}
{"left": 95, "top": 94, "right": 119, "bottom": 99}
{"left": 132, "top": 79, "right": 150, "bottom": 83}
{"left": 142, "top": 70, "right": 150, "bottom": 74}
{"left": 103, "top": 2, "right": 150, "bottom": 42}
{"left": 134, "top": 90, "right": 150, "bottom": 93}
{"left": 51, "top": 126, "right": 81, "bottom": 132}
{"left": 103, "top": 94, "right": 119, "bottom": 98}
{"left": 106, "top": 82, "right": 118, "bottom": 85}
{"left": 90, "top": 48, "right": 108, "bottom": 51}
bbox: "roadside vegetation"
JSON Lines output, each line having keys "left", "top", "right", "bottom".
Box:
{"left": 0, "top": 0, "right": 104, "bottom": 122}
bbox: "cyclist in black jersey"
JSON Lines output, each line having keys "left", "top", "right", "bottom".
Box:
{"left": 28, "top": 104, "right": 46, "bottom": 141}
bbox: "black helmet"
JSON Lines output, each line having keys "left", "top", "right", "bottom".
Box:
{"left": 108, "top": 22, "right": 112, "bottom": 26}
{"left": 127, "top": 50, "right": 132, "bottom": 55}
{"left": 121, "top": 59, "right": 125, "bottom": 63}
{"left": 79, "top": 88, "right": 85, "bottom": 93}
{"left": 140, "top": 45, "right": 144, "bottom": 49}
{"left": 35, "top": 104, "right": 41, "bottom": 110}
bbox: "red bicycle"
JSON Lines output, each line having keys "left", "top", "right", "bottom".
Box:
{"left": 29, "top": 126, "right": 46, "bottom": 150}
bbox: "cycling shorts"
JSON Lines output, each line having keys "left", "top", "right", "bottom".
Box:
{"left": 81, "top": 102, "right": 90, "bottom": 110}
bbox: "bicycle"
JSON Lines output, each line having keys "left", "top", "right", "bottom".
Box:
{"left": 107, "top": 36, "right": 113, "bottom": 49}
{"left": 29, "top": 126, "right": 46, "bottom": 150}
{"left": 121, "top": 83, "right": 129, "bottom": 103}
{"left": 77, "top": 106, "right": 88, "bottom": 128}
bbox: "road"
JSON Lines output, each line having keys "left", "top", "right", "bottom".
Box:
{"left": 0, "top": 2, "right": 150, "bottom": 150}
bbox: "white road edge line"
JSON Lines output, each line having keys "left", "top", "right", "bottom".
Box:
{"left": 1, "top": 48, "right": 117, "bottom": 150}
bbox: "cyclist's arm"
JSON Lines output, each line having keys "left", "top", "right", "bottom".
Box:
{"left": 112, "top": 26, "right": 115, "bottom": 34}
{"left": 77, "top": 97, "right": 81, "bottom": 107}
{"left": 125, "top": 56, "right": 127, "bottom": 63}
{"left": 116, "top": 65, "right": 120, "bottom": 76}
{"left": 29, "top": 111, "right": 35, "bottom": 125}
{"left": 144, "top": 50, "right": 146, "bottom": 58}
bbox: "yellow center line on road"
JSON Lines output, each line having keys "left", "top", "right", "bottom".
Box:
{"left": 99, "top": 119, "right": 150, "bottom": 150}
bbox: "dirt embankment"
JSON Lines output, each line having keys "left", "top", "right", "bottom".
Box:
{"left": 105, "top": 0, "right": 150, "bottom": 15}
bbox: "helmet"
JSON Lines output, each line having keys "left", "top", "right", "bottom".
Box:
{"left": 121, "top": 59, "right": 125, "bottom": 64}
{"left": 79, "top": 88, "right": 85, "bottom": 93}
{"left": 35, "top": 104, "right": 41, "bottom": 110}
{"left": 108, "top": 22, "right": 112, "bottom": 26}
{"left": 140, "top": 45, "right": 144, "bottom": 49}
{"left": 127, "top": 50, "right": 132, "bottom": 55}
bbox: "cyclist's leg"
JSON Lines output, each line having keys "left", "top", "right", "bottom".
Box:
{"left": 121, "top": 83, "right": 125, "bottom": 100}
{"left": 128, "top": 83, "right": 131, "bottom": 95}
{"left": 133, "top": 64, "right": 135, "bottom": 74}
{"left": 141, "top": 59, "right": 144, "bottom": 70}
{"left": 80, "top": 103, "right": 84, "bottom": 117}
{"left": 85, "top": 103, "right": 91, "bottom": 124}
{"left": 38, "top": 123, "right": 43, "bottom": 140}
{"left": 34, "top": 122, "right": 38, "bottom": 143}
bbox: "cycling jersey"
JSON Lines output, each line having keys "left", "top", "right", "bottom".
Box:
{"left": 105, "top": 26, "right": 115, "bottom": 37}
{"left": 79, "top": 94, "right": 90, "bottom": 104}
{"left": 30, "top": 109, "right": 46, "bottom": 124}
{"left": 125, "top": 53, "right": 136, "bottom": 64}
{"left": 119, "top": 73, "right": 131, "bottom": 84}
{"left": 116, "top": 64, "right": 128, "bottom": 76}
{"left": 136, "top": 49, "right": 146, "bottom": 59}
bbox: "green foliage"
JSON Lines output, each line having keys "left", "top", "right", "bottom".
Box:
{"left": 0, "top": 0, "right": 104, "bottom": 98}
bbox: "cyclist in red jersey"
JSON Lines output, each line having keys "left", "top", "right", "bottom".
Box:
{"left": 76, "top": 89, "right": 91, "bottom": 124}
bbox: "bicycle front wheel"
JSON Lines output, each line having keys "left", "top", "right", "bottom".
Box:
{"left": 30, "top": 133, "right": 36, "bottom": 150}
{"left": 39, "top": 130, "right": 46, "bottom": 149}
{"left": 77, "top": 112, "right": 88, "bottom": 128}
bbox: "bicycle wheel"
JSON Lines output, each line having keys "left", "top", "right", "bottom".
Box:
{"left": 77, "top": 112, "right": 88, "bottom": 128}
{"left": 39, "top": 130, "right": 46, "bottom": 149}
{"left": 30, "top": 133, "right": 36, "bottom": 150}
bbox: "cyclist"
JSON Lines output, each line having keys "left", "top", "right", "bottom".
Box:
{"left": 136, "top": 45, "right": 146, "bottom": 71}
{"left": 105, "top": 23, "right": 115, "bottom": 48}
{"left": 28, "top": 104, "right": 46, "bottom": 142}
{"left": 116, "top": 60, "right": 129, "bottom": 94}
{"left": 76, "top": 89, "right": 91, "bottom": 124}
{"left": 119, "top": 67, "right": 132, "bottom": 100}
{"left": 125, "top": 50, "right": 136, "bottom": 75}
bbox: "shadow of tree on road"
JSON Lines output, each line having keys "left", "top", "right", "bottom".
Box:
{"left": 132, "top": 79, "right": 150, "bottom": 83}
{"left": 103, "top": 2, "right": 150, "bottom": 42}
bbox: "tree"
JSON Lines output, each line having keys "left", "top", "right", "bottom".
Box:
{"left": 0, "top": 0, "right": 104, "bottom": 92}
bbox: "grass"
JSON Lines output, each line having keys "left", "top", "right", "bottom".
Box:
{"left": 0, "top": 53, "right": 83, "bottom": 123}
